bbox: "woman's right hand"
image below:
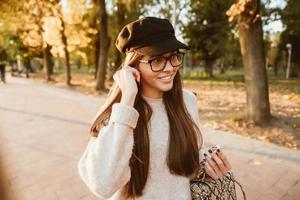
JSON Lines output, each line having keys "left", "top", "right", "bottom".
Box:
{"left": 203, "top": 147, "right": 232, "bottom": 180}
{"left": 113, "top": 65, "right": 141, "bottom": 106}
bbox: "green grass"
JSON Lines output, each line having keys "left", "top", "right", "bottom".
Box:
{"left": 181, "top": 67, "right": 244, "bottom": 81}
{"left": 53, "top": 64, "right": 95, "bottom": 75}
{"left": 50, "top": 65, "right": 300, "bottom": 94}
{"left": 181, "top": 68, "right": 300, "bottom": 94}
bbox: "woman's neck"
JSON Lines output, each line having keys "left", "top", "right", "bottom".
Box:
{"left": 141, "top": 90, "right": 163, "bottom": 99}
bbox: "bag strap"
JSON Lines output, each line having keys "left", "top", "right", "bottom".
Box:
{"left": 234, "top": 179, "right": 247, "bottom": 200}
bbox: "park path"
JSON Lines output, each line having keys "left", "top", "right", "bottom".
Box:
{"left": 0, "top": 75, "right": 300, "bottom": 200}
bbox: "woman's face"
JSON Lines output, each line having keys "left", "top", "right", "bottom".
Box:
{"left": 137, "top": 51, "right": 181, "bottom": 98}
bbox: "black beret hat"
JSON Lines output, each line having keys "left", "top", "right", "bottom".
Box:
{"left": 115, "top": 17, "right": 189, "bottom": 56}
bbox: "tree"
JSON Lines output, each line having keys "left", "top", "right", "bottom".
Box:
{"left": 90, "top": 0, "right": 100, "bottom": 79}
{"left": 1, "top": 0, "right": 73, "bottom": 83}
{"left": 54, "top": 0, "right": 72, "bottom": 85}
{"left": 227, "top": 0, "right": 271, "bottom": 125}
{"left": 95, "top": 0, "right": 110, "bottom": 91}
{"left": 95, "top": 0, "right": 151, "bottom": 90}
{"left": 0, "top": 0, "right": 53, "bottom": 80}
{"left": 106, "top": 0, "right": 147, "bottom": 82}
{"left": 184, "top": 0, "right": 234, "bottom": 77}
{"left": 21, "top": 0, "right": 61, "bottom": 81}
{"left": 52, "top": 0, "right": 98, "bottom": 79}
{"left": 1, "top": 0, "right": 95, "bottom": 85}
{"left": 279, "top": 0, "right": 300, "bottom": 77}
{"left": 42, "top": 0, "right": 72, "bottom": 85}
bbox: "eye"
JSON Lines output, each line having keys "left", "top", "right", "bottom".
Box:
{"left": 171, "top": 54, "right": 179, "bottom": 61}
{"left": 171, "top": 54, "right": 177, "bottom": 60}
{"left": 151, "top": 57, "right": 165, "bottom": 64}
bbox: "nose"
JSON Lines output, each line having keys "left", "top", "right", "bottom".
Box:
{"left": 163, "top": 60, "right": 173, "bottom": 71}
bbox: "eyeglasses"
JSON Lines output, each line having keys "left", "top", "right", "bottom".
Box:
{"left": 139, "top": 52, "right": 185, "bottom": 72}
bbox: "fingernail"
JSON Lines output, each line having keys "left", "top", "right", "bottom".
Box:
{"left": 208, "top": 149, "right": 212, "bottom": 154}
{"left": 204, "top": 153, "right": 207, "bottom": 157}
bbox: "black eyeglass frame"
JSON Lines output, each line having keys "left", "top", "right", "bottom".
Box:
{"left": 138, "top": 51, "right": 185, "bottom": 72}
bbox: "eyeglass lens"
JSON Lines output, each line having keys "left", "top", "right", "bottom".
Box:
{"left": 151, "top": 53, "right": 184, "bottom": 71}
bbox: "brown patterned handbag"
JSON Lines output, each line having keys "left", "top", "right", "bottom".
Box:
{"left": 190, "top": 167, "right": 246, "bottom": 200}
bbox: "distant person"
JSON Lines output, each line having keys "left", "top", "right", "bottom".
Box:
{"left": 0, "top": 48, "right": 7, "bottom": 83}
{"left": 10, "top": 61, "right": 19, "bottom": 77}
{"left": 78, "top": 17, "right": 233, "bottom": 199}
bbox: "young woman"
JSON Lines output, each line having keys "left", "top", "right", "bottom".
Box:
{"left": 78, "top": 17, "right": 232, "bottom": 200}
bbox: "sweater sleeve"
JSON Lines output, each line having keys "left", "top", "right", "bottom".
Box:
{"left": 78, "top": 103, "right": 139, "bottom": 199}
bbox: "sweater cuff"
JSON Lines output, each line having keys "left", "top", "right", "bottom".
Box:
{"left": 109, "top": 103, "right": 139, "bottom": 128}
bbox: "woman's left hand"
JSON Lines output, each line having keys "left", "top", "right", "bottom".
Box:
{"left": 203, "top": 148, "right": 232, "bottom": 180}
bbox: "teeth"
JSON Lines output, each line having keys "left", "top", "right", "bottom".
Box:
{"left": 159, "top": 76, "right": 172, "bottom": 80}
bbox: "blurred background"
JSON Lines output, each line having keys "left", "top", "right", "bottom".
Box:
{"left": 0, "top": 0, "right": 299, "bottom": 199}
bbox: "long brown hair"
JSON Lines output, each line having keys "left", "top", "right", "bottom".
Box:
{"left": 90, "top": 51, "right": 202, "bottom": 198}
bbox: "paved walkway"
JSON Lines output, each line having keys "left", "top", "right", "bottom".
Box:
{"left": 0, "top": 75, "right": 299, "bottom": 200}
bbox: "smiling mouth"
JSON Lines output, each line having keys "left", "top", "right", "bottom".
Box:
{"left": 158, "top": 75, "right": 173, "bottom": 80}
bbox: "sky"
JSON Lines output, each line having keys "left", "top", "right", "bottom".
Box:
{"left": 61, "top": 0, "right": 287, "bottom": 37}
{"left": 263, "top": 0, "right": 287, "bottom": 34}
{"left": 143, "top": 0, "right": 288, "bottom": 39}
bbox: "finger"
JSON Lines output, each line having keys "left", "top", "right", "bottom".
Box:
{"left": 133, "top": 69, "right": 141, "bottom": 82}
{"left": 216, "top": 149, "right": 232, "bottom": 170}
{"left": 206, "top": 154, "right": 223, "bottom": 178}
{"left": 211, "top": 152, "right": 227, "bottom": 175}
{"left": 124, "top": 52, "right": 134, "bottom": 66}
{"left": 126, "top": 67, "right": 141, "bottom": 82}
{"left": 204, "top": 161, "right": 218, "bottom": 180}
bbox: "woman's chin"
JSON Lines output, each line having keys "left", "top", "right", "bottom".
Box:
{"left": 158, "top": 82, "right": 174, "bottom": 92}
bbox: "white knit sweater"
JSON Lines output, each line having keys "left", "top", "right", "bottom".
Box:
{"left": 78, "top": 89, "right": 202, "bottom": 200}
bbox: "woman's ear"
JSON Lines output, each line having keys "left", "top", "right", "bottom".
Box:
{"left": 135, "top": 63, "right": 141, "bottom": 72}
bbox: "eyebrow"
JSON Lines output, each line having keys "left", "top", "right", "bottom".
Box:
{"left": 141, "top": 55, "right": 160, "bottom": 60}
{"left": 148, "top": 55, "right": 161, "bottom": 59}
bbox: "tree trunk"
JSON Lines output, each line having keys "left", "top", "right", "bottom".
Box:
{"left": 92, "top": 0, "right": 100, "bottom": 79}
{"left": 191, "top": 55, "right": 197, "bottom": 68}
{"left": 273, "top": 49, "right": 281, "bottom": 76}
{"left": 43, "top": 45, "right": 51, "bottom": 81}
{"left": 94, "top": 35, "right": 100, "bottom": 79}
{"left": 204, "top": 60, "right": 214, "bottom": 77}
{"left": 220, "top": 57, "right": 225, "bottom": 74}
{"left": 238, "top": 0, "right": 271, "bottom": 125}
{"left": 60, "top": 18, "right": 71, "bottom": 85}
{"left": 35, "top": 1, "right": 52, "bottom": 81}
{"left": 107, "top": 0, "right": 126, "bottom": 82}
{"left": 95, "top": 0, "right": 110, "bottom": 91}
{"left": 290, "top": 62, "right": 300, "bottom": 77}
{"left": 49, "top": 57, "right": 54, "bottom": 75}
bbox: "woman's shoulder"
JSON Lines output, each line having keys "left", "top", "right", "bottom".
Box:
{"left": 182, "top": 89, "right": 198, "bottom": 104}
